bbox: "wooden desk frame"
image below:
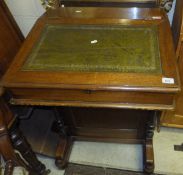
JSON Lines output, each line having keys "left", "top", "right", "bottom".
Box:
{"left": 1, "top": 7, "right": 180, "bottom": 174}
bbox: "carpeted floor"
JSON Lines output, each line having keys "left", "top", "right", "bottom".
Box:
{"left": 64, "top": 164, "right": 159, "bottom": 175}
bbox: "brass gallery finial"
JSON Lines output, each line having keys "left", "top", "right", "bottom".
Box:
{"left": 40, "top": 0, "right": 60, "bottom": 10}
{"left": 160, "top": 0, "right": 174, "bottom": 12}
{"left": 39, "top": 0, "right": 174, "bottom": 12}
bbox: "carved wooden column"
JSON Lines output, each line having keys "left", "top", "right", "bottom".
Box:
{"left": 9, "top": 117, "right": 50, "bottom": 175}
{"left": 0, "top": 116, "right": 16, "bottom": 175}
{"left": 143, "top": 115, "right": 155, "bottom": 174}
{"left": 0, "top": 98, "right": 23, "bottom": 175}
{"left": 0, "top": 97, "right": 49, "bottom": 175}
{"left": 52, "top": 108, "right": 73, "bottom": 169}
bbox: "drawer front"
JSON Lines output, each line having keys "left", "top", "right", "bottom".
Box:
{"left": 9, "top": 88, "right": 174, "bottom": 108}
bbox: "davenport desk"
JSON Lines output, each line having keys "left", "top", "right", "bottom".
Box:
{"left": 0, "top": 7, "right": 180, "bottom": 174}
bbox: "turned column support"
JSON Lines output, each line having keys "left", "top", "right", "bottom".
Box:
{"left": 0, "top": 98, "right": 50, "bottom": 175}
{"left": 0, "top": 99, "right": 19, "bottom": 175}
{"left": 143, "top": 114, "right": 155, "bottom": 174}
{"left": 0, "top": 125, "right": 17, "bottom": 175}
{"left": 52, "top": 108, "right": 73, "bottom": 169}
{"left": 9, "top": 117, "right": 50, "bottom": 175}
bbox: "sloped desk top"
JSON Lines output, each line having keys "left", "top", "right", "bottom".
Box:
{"left": 23, "top": 24, "right": 161, "bottom": 74}
{"left": 1, "top": 7, "right": 180, "bottom": 110}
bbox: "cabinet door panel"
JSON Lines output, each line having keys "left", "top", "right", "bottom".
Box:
{"left": 161, "top": 44, "right": 183, "bottom": 128}
{"left": 0, "top": 1, "right": 24, "bottom": 77}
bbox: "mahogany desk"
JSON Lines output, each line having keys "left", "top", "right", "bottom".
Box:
{"left": 1, "top": 7, "right": 180, "bottom": 174}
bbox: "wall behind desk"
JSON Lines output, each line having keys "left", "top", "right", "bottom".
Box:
{"left": 5, "top": 0, "right": 45, "bottom": 37}
{"left": 5, "top": 0, "right": 176, "bottom": 38}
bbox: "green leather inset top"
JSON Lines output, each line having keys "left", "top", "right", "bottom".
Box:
{"left": 22, "top": 24, "right": 161, "bottom": 73}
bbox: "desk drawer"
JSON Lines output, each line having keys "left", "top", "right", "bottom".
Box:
{"left": 9, "top": 88, "right": 174, "bottom": 108}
